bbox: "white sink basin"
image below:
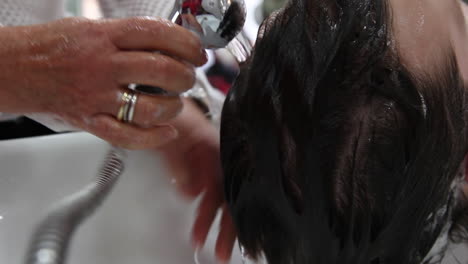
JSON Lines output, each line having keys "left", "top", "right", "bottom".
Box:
{"left": 0, "top": 132, "right": 466, "bottom": 264}
{"left": 0, "top": 132, "right": 242, "bottom": 264}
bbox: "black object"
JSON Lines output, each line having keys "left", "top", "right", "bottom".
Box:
{"left": 134, "top": 85, "right": 169, "bottom": 95}
{"left": 0, "top": 117, "right": 57, "bottom": 140}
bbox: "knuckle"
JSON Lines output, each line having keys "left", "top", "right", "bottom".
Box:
{"left": 189, "top": 37, "right": 203, "bottom": 52}
{"left": 97, "top": 120, "right": 117, "bottom": 138}
{"left": 117, "top": 137, "right": 143, "bottom": 149}
{"left": 138, "top": 100, "right": 158, "bottom": 124}
{"left": 124, "top": 17, "right": 172, "bottom": 35}
{"left": 138, "top": 99, "right": 180, "bottom": 126}
{"left": 150, "top": 17, "right": 172, "bottom": 29}
{"left": 172, "top": 98, "right": 184, "bottom": 114}
{"left": 150, "top": 18, "right": 176, "bottom": 36}
{"left": 166, "top": 101, "right": 184, "bottom": 119}
{"left": 114, "top": 134, "right": 135, "bottom": 149}
{"left": 79, "top": 19, "right": 106, "bottom": 39}
{"left": 148, "top": 55, "right": 167, "bottom": 74}
{"left": 184, "top": 67, "right": 197, "bottom": 87}
{"left": 63, "top": 27, "right": 113, "bottom": 75}
{"left": 90, "top": 117, "right": 145, "bottom": 149}
{"left": 161, "top": 61, "right": 196, "bottom": 91}
{"left": 177, "top": 69, "right": 196, "bottom": 91}
{"left": 160, "top": 100, "right": 183, "bottom": 120}
{"left": 60, "top": 16, "right": 91, "bottom": 26}
{"left": 127, "top": 133, "right": 152, "bottom": 149}
{"left": 75, "top": 21, "right": 114, "bottom": 53}
{"left": 148, "top": 57, "right": 182, "bottom": 88}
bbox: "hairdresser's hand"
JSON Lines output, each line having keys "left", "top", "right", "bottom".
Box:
{"left": 0, "top": 17, "right": 207, "bottom": 149}
{"left": 160, "top": 99, "right": 236, "bottom": 262}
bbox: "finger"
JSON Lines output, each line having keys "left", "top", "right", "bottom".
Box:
{"left": 173, "top": 168, "right": 204, "bottom": 198}
{"left": 108, "top": 89, "right": 184, "bottom": 128}
{"left": 164, "top": 156, "right": 204, "bottom": 199}
{"left": 174, "top": 148, "right": 215, "bottom": 198}
{"left": 191, "top": 187, "right": 223, "bottom": 248}
{"left": 88, "top": 114, "right": 179, "bottom": 149}
{"left": 215, "top": 205, "right": 237, "bottom": 263}
{"left": 169, "top": 139, "right": 221, "bottom": 199}
{"left": 160, "top": 150, "right": 199, "bottom": 198}
{"left": 110, "top": 52, "right": 196, "bottom": 93}
{"left": 107, "top": 17, "right": 207, "bottom": 66}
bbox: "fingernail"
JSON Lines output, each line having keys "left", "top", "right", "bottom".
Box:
{"left": 189, "top": 31, "right": 203, "bottom": 48}
{"left": 193, "top": 246, "right": 202, "bottom": 264}
{"left": 202, "top": 49, "right": 208, "bottom": 63}
{"left": 215, "top": 249, "right": 228, "bottom": 264}
{"left": 217, "top": 256, "right": 230, "bottom": 264}
{"left": 188, "top": 65, "right": 197, "bottom": 80}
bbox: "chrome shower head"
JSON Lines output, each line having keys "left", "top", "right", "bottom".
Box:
{"left": 136, "top": 0, "right": 249, "bottom": 95}
{"left": 172, "top": 0, "right": 247, "bottom": 49}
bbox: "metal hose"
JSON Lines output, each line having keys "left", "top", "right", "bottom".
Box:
{"left": 24, "top": 147, "right": 126, "bottom": 264}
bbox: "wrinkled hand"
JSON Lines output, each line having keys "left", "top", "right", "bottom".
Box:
{"left": 0, "top": 17, "right": 207, "bottom": 149}
{"left": 159, "top": 99, "right": 236, "bottom": 262}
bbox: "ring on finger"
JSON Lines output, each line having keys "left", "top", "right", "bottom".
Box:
{"left": 117, "top": 90, "right": 138, "bottom": 123}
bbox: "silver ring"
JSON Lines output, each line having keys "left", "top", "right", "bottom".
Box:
{"left": 126, "top": 92, "right": 138, "bottom": 122}
{"left": 117, "top": 91, "right": 138, "bottom": 123}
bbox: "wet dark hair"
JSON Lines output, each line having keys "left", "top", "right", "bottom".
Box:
{"left": 220, "top": 0, "right": 468, "bottom": 263}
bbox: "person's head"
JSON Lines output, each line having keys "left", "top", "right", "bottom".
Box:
{"left": 220, "top": 0, "right": 468, "bottom": 263}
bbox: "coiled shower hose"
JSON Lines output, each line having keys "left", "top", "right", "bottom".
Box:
{"left": 24, "top": 147, "right": 126, "bottom": 264}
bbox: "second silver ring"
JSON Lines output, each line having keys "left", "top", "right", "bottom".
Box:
{"left": 117, "top": 91, "right": 138, "bottom": 123}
